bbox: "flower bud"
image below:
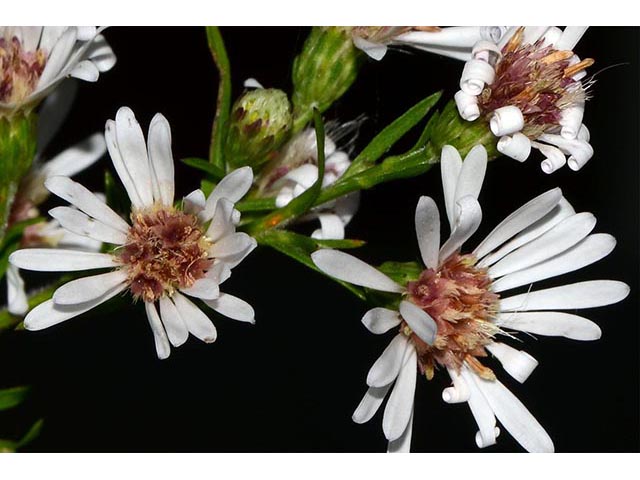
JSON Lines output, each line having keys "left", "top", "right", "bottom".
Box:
{"left": 225, "top": 88, "right": 292, "bottom": 169}
{"left": 0, "top": 113, "right": 38, "bottom": 242}
{"left": 291, "top": 27, "right": 364, "bottom": 131}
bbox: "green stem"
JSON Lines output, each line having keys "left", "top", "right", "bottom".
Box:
{"left": 206, "top": 26, "right": 232, "bottom": 170}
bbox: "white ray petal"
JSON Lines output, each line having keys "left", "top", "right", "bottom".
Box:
{"left": 159, "top": 296, "right": 189, "bottom": 347}
{"left": 207, "top": 262, "right": 232, "bottom": 285}
{"left": 105, "top": 119, "right": 143, "bottom": 208}
{"left": 415, "top": 196, "right": 440, "bottom": 270}
{"left": 382, "top": 346, "right": 417, "bottom": 442}
{"left": 184, "top": 189, "right": 206, "bottom": 215}
{"left": 500, "top": 280, "right": 630, "bottom": 312}
{"left": 24, "top": 283, "right": 126, "bottom": 331}
{"left": 6, "top": 265, "right": 28, "bottom": 316}
{"left": 399, "top": 300, "right": 437, "bottom": 345}
{"left": 215, "top": 239, "right": 257, "bottom": 269}
{"left": 172, "top": 292, "right": 217, "bottom": 343}
{"left": 41, "top": 133, "right": 106, "bottom": 179}
{"left": 489, "top": 212, "right": 597, "bottom": 279}
{"left": 473, "top": 375, "right": 554, "bottom": 452}
{"left": 486, "top": 342, "right": 538, "bottom": 384}
{"left": 367, "top": 334, "right": 411, "bottom": 388}
{"left": 145, "top": 302, "right": 171, "bottom": 360}
{"left": 439, "top": 196, "right": 482, "bottom": 264}
{"left": 311, "top": 250, "right": 404, "bottom": 293}
{"left": 85, "top": 34, "right": 116, "bottom": 72}
{"left": 352, "top": 385, "right": 392, "bottom": 424}
{"left": 36, "top": 28, "right": 77, "bottom": 87}
{"left": 492, "top": 234, "right": 617, "bottom": 293}
{"left": 179, "top": 278, "right": 220, "bottom": 300}
{"left": 209, "top": 232, "right": 255, "bottom": 259}
{"left": 10, "top": 249, "right": 116, "bottom": 272}
{"left": 36, "top": 79, "right": 77, "bottom": 153}
{"left": 312, "top": 213, "right": 345, "bottom": 240}
{"left": 114, "top": 107, "right": 154, "bottom": 207}
{"left": 206, "top": 198, "right": 236, "bottom": 242}
{"left": 52, "top": 270, "right": 128, "bottom": 305}
{"left": 473, "top": 188, "right": 563, "bottom": 260}
{"left": 147, "top": 113, "right": 175, "bottom": 206}
{"left": 440, "top": 145, "right": 462, "bottom": 230}
{"left": 48, "top": 206, "right": 128, "bottom": 245}
{"left": 554, "top": 26, "right": 588, "bottom": 50}
{"left": 69, "top": 60, "right": 99, "bottom": 81}
{"left": 442, "top": 368, "right": 470, "bottom": 404}
{"left": 45, "top": 175, "right": 130, "bottom": 233}
{"left": 478, "top": 197, "right": 575, "bottom": 268}
{"left": 361, "top": 307, "right": 401, "bottom": 334}
{"left": 204, "top": 293, "right": 255, "bottom": 324}
{"left": 496, "top": 311, "right": 601, "bottom": 341}
{"left": 460, "top": 368, "right": 497, "bottom": 448}
{"left": 202, "top": 167, "right": 253, "bottom": 221}
{"left": 454, "top": 145, "right": 487, "bottom": 207}
{"left": 387, "top": 410, "right": 413, "bottom": 453}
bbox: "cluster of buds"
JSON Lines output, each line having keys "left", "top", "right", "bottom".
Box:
{"left": 455, "top": 26, "right": 594, "bottom": 173}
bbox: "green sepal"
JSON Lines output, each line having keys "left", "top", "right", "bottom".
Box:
{"left": 0, "top": 113, "right": 38, "bottom": 244}
{"left": 377, "top": 261, "right": 422, "bottom": 286}
{"left": 206, "top": 26, "right": 232, "bottom": 170}
{"left": 258, "top": 229, "right": 366, "bottom": 301}
{"left": 0, "top": 385, "right": 30, "bottom": 411}
{"left": 344, "top": 91, "right": 442, "bottom": 178}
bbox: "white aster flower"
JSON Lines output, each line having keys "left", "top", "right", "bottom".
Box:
{"left": 454, "top": 26, "right": 594, "bottom": 172}
{"left": 9, "top": 107, "right": 257, "bottom": 359}
{"left": 312, "top": 145, "right": 629, "bottom": 452}
{"left": 0, "top": 26, "right": 115, "bottom": 115}
{"left": 258, "top": 126, "right": 360, "bottom": 240}
{"left": 351, "top": 26, "right": 509, "bottom": 62}
{"left": 5, "top": 81, "right": 106, "bottom": 315}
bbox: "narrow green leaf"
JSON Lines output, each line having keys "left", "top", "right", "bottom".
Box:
{"left": 258, "top": 229, "right": 366, "bottom": 301}
{"left": 181, "top": 157, "right": 226, "bottom": 180}
{"left": 0, "top": 385, "right": 30, "bottom": 411}
{"left": 344, "top": 91, "right": 442, "bottom": 178}
{"left": 377, "top": 261, "right": 422, "bottom": 285}
{"left": 206, "top": 26, "right": 232, "bottom": 170}
{"left": 314, "top": 238, "right": 365, "bottom": 249}
{"left": 235, "top": 198, "right": 277, "bottom": 213}
{"left": 244, "top": 109, "right": 326, "bottom": 235}
{"left": 16, "top": 418, "right": 44, "bottom": 449}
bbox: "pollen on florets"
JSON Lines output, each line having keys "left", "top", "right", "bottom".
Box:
{"left": 0, "top": 35, "right": 46, "bottom": 105}
{"left": 116, "top": 206, "right": 213, "bottom": 303}
{"left": 404, "top": 253, "right": 500, "bottom": 381}
{"left": 478, "top": 27, "right": 594, "bottom": 139}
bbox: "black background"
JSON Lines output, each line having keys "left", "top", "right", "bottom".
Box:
{"left": 0, "top": 27, "right": 638, "bottom": 452}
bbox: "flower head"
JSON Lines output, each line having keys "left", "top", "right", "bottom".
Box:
{"left": 257, "top": 123, "right": 360, "bottom": 239}
{"left": 312, "top": 145, "right": 629, "bottom": 452}
{"left": 9, "top": 107, "right": 257, "bottom": 359}
{"left": 352, "top": 26, "right": 508, "bottom": 62}
{"left": 455, "top": 27, "right": 594, "bottom": 172}
{"left": 0, "top": 26, "right": 115, "bottom": 115}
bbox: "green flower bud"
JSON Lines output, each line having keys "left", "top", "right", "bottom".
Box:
{"left": 291, "top": 27, "right": 364, "bottom": 132}
{"left": 428, "top": 100, "right": 498, "bottom": 159}
{"left": 226, "top": 88, "right": 292, "bottom": 169}
{"left": 0, "top": 113, "right": 37, "bottom": 243}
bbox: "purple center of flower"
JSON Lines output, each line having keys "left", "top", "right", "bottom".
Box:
{"left": 405, "top": 254, "right": 500, "bottom": 381}
{"left": 118, "top": 207, "right": 212, "bottom": 302}
{"left": 478, "top": 27, "right": 594, "bottom": 139}
{"left": 0, "top": 35, "right": 47, "bottom": 104}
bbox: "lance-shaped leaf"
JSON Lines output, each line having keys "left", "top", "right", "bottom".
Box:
{"left": 16, "top": 418, "right": 44, "bottom": 450}
{"left": 0, "top": 385, "right": 30, "bottom": 411}
{"left": 344, "top": 91, "right": 441, "bottom": 178}
{"left": 206, "top": 26, "right": 232, "bottom": 170}
{"left": 245, "top": 109, "right": 326, "bottom": 235}
{"left": 181, "top": 157, "right": 226, "bottom": 181}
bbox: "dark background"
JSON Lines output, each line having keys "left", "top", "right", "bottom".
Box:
{"left": 0, "top": 27, "right": 638, "bottom": 452}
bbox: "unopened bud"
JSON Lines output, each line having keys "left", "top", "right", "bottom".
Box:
{"left": 225, "top": 88, "right": 292, "bottom": 169}
{"left": 291, "top": 27, "right": 364, "bottom": 131}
